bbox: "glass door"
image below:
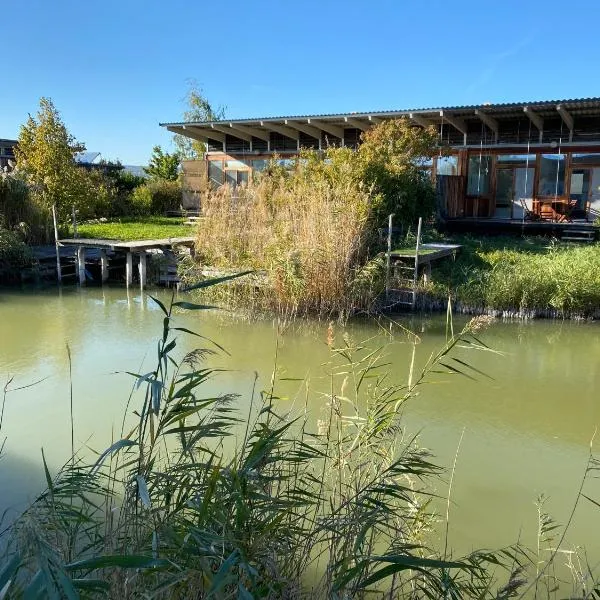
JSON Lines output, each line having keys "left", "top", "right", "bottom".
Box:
{"left": 495, "top": 166, "right": 534, "bottom": 218}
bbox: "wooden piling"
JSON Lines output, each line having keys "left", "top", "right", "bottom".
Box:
{"left": 77, "top": 246, "right": 86, "bottom": 285}
{"left": 125, "top": 252, "right": 133, "bottom": 286}
{"left": 100, "top": 249, "right": 109, "bottom": 283}
{"left": 138, "top": 252, "right": 147, "bottom": 288}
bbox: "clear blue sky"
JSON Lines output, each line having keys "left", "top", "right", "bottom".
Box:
{"left": 3, "top": 0, "right": 599, "bottom": 165}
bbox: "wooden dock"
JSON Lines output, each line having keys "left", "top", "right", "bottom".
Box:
{"left": 389, "top": 243, "right": 462, "bottom": 263}
{"left": 51, "top": 237, "right": 195, "bottom": 287}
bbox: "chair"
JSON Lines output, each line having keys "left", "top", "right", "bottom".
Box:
{"left": 518, "top": 198, "right": 540, "bottom": 221}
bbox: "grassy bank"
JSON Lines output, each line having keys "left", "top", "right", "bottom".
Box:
{"left": 425, "top": 234, "right": 600, "bottom": 316}
{"left": 74, "top": 216, "right": 190, "bottom": 241}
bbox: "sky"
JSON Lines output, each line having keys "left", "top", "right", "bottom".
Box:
{"left": 3, "top": 0, "right": 600, "bottom": 165}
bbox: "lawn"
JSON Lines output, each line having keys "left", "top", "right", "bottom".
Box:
{"left": 74, "top": 216, "right": 192, "bottom": 241}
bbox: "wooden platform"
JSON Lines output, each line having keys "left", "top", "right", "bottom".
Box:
{"left": 57, "top": 237, "right": 195, "bottom": 251}
{"left": 390, "top": 243, "right": 462, "bottom": 263}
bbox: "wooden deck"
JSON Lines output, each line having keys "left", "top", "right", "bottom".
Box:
{"left": 57, "top": 237, "right": 195, "bottom": 251}
{"left": 390, "top": 243, "right": 462, "bottom": 263}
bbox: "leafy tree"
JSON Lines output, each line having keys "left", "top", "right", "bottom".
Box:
{"left": 356, "top": 117, "right": 440, "bottom": 228}
{"left": 173, "top": 81, "right": 226, "bottom": 159}
{"left": 15, "top": 97, "right": 88, "bottom": 221}
{"left": 144, "top": 146, "right": 180, "bottom": 181}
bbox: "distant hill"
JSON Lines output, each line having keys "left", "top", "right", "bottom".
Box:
{"left": 122, "top": 165, "right": 147, "bottom": 178}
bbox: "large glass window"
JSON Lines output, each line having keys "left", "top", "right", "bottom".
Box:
{"left": 497, "top": 154, "right": 536, "bottom": 165}
{"left": 572, "top": 153, "right": 600, "bottom": 165}
{"left": 467, "top": 155, "right": 492, "bottom": 196}
{"left": 252, "top": 159, "right": 268, "bottom": 172}
{"left": 436, "top": 156, "right": 458, "bottom": 175}
{"left": 208, "top": 160, "right": 224, "bottom": 189}
{"left": 538, "top": 154, "right": 565, "bottom": 196}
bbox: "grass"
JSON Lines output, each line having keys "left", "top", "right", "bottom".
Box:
{"left": 423, "top": 232, "right": 600, "bottom": 316}
{"left": 74, "top": 216, "right": 191, "bottom": 241}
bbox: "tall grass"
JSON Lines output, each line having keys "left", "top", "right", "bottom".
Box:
{"left": 1, "top": 285, "right": 600, "bottom": 598}
{"left": 428, "top": 235, "right": 600, "bottom": 316}
{"left": 193, "top": 157, "right": 384, "bottom": 318}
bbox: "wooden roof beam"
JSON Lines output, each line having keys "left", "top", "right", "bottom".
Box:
{"left": 439, "top": 111, "right": 467, "bottom": 136}
{"left": 230, "top": 124, "right": 270, "bottom": 143}
{"left": 556, "top": 105, "right": 574, "bottom": 141}
{"left": 284, "top": 120, "right": 322, "bottom": 140}
{"left": 174, "top": 125, "right": 224, "bottom": 144}
{"left": 262, "top": 121, "right": 300, "bottom": 140}
{"left": 409, "top": 113, "right": 434, "bottom": 128}
{"left": 210, "top": 124, "right": 252, "bottom": 143}
{"left": 523, "top": 106, "right": 544, "bottom": 142}
{"left": 307, "top": 119, "right": 344, "bottom": 139}
{"left": 474, "top": 109, "right": 499, "bottom": 140}
{"left": 343, "top": 117, "right": 371, "bottom": 131}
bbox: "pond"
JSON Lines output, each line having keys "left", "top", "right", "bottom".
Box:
{"left": 1, "top": 286, "right": 600, "bottom": 569}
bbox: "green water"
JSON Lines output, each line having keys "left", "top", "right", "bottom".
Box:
{"left": 1, "top": 286, "right": 600, "bottom": 567}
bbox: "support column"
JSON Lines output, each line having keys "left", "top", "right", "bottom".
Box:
{"left": 77, "top": 246, "right": 86, "bottom": 286}
{"left": 100, "top": 249, "right": 109, "bottom": 283}
{"left": 138, "top": 252, "right": 147, "bottom": 289}
{"left": 126, "top": 251, "right": 133, "bottom": 286}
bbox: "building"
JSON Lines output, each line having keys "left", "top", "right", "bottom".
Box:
{"left": 0, "top": 139, "right": 17, "bottom": 171}
{"left": 161, "top": 97, "right": 600, "bottom": 225}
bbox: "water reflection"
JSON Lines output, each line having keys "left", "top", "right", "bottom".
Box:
{"left": 0, "top": 287, "right": 599, "bottom": 562}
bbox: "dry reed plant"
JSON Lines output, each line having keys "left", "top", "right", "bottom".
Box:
{"left": 194, "top": 160, "right": 381, "bottom": 317}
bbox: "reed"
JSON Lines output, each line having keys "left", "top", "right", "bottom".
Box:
{"left": 193, "top": 153, "right": 383, "bottom": 319}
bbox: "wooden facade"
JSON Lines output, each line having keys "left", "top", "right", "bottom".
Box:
{"left": 162, "top": 98, "right": 600, "bottom": 223}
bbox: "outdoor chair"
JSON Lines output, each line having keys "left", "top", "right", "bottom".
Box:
{"left": 518, "top": 198, "right": 540, "bottom": 221}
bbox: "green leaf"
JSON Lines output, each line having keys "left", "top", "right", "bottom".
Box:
{"left": 66, "top": 555, "right": 169, "bottom": 571}
{"left": 171, "top": 301, "right": 217, "bottom": 311}
{"left": 360, "top": 555, "right": 469, "bottom": 588}
{"left": 91, "top": 439, "right": 137, "bottom": 474}
{"left": 148, "top": 295, "right": 169, "bottom": 317}
{"left": 179, "top": 270, "right": 253, "bottom": 292}
{"left": 72, "top": 578, "right": 110, "bottom": 592}
{"left": 206, "top": 550, "right": 239, "bottom": 597}
{"left": 136, "top": 475, "right": 151, "bottom": 508}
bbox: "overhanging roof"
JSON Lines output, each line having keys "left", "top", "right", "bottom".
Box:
{"left": 160, "top": 97, "right": 600, "bottom": 146}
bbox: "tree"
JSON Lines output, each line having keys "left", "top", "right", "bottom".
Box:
{"left": 15, "top": 97, "right": 88, "bottom": 221}
{"left": 356, "top": 118, "right": 440, "bottom": 228}
{"left": 173, "top": 81, "right": 226, "bottom": 159}
{"left": 144, "top": 146, "right": 180, "bottom": 181}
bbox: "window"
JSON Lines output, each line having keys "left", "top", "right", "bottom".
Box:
{"left": 538, "top": 154, "right": 565, "bottom": 196}
{"left": 436, "top": 156, "right": 458, "bottom": 175}
{"left": 252, "top": 159, "right": 268, "bottom": 172}
{"left": 497, "top": 154, "right": 536, "bottom": 165}
{"left": 467, "top": 155, "right": 492, "bottom": 196}
{"left": 208, "top": 160, "right": 224, "bottom": 189}
{"left": 572, "top": 153, "right": 600, "bottom": 165}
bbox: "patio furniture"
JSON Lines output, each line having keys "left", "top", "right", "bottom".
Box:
{"left": 518, "top": 198, "right": 541, "bottom": 221}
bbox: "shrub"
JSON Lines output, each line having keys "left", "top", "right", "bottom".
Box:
{"left": 0, "top": 227, "right": 33, "bottom": 271}
{"left": 131, "top": 179, "right": 182, "bottom": 215}
{"left": 0, "top": 173, "right": 51, "bottom": 243}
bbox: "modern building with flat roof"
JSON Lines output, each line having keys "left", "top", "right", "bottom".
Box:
{"left": 162, "top": 97, "right": 600, "bottom": 225}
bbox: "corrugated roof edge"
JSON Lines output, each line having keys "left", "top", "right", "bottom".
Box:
{"left": 159, "top": 97, "right": 600, "bottom": 127}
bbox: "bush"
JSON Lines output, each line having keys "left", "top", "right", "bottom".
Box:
{"left": 131, "top": 179, "right": 182, "bottom": 215}
{"left": 0, "top": 227, "right": 33, "bottom": 271}
{"left": 0, "top": 173, "right": 51, "bottom": 243}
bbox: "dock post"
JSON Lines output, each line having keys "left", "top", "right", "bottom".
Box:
{"left": 422, "top": 262, "right": 432, "bottom": 285}
{"left": 138, "top": 252, "right": 147, "bottom": 289}
{"left": 126, "top": 252, "right": 133, "bottom": 286}
{"left": 77, "top": 246, "right": 86, "bottom": 286}
{"left": 100, "top": 249, "right": 109, "bottom": 283}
